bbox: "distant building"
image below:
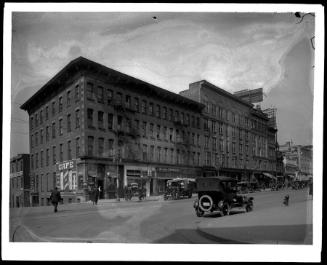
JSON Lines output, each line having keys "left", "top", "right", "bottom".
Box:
{"left": 180, "top": 80, "right": 278, "bottom": 186}
{"left": 21, "top": 57, "right": 205, "bottom": 205}
{"left": 10, "top": 154, "right": 30, "bottom": 208}
{"left": 279, "top": 141, "right": 313, "bottom": 182}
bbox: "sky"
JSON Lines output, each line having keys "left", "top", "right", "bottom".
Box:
{"left": 10, "top": 9, "right": 315, "bottom": 157}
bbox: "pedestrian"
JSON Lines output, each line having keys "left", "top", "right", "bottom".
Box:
{"left": 94, "top": 186, "right": 100, "bottom": 205}
{"left": 50, "top": 187, "right": 62, "bottom": 213}
{"left": 308, "top": 180, "right": 313, "bottom": 199}
{"left": 91, "top": 187, "right": 96, "bottom": 205}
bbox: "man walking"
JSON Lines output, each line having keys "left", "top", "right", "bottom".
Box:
{"left": 50, "top": 187, "right": 62, "bottom": 212}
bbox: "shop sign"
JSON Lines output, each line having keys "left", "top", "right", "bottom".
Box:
{"left": 57, "top": 160, "right": 76, "bottom": 171}
{"left": 57, "top": 160, "right": 77, "bottom": 191}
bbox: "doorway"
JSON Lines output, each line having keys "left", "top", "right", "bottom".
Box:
{"left": 97, "top": 179, "right": 104, "bottom": 199}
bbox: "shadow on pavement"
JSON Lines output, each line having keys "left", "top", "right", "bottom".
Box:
{"left": 153, "top": 228, "right": 249, "bottom": 244}
{"left": 199, "top": 224, "right": 313, "bottom": 244}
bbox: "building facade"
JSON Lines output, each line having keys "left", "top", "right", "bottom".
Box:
{"left": 180, "top": 80, "right": 278, "bottom": 186}
{"left": 10, "top": 154, "right": 30, "bottom": 207}
{"left": 21, "top": 57, "right": 205, "bottom": 204}
{"left": 279, "top": 141, "right": 313, "bottom": 182}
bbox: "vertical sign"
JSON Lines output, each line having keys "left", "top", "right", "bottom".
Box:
{"left": 57, "top": 160, "right": 77, "bottom": 191}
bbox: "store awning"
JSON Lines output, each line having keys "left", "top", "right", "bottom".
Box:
{"left": 288, "top": 175, "right": 295, "bottom": 178}
{"left": 263, "top": 172, "right": 277, "bottom": 180}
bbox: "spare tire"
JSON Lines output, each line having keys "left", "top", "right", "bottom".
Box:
{"left": 199, "top": 194, "right": 213, "bottom": 212}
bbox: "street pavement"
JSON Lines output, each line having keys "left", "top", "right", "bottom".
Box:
{"left": 9, "top": 188, "right": 312, "bottom": 244}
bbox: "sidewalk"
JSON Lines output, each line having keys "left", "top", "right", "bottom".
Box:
{"left": 197, "top": 199, "right": 313, "bottom": 244}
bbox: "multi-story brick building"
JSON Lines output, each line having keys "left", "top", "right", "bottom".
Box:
{"left": 180, "top": 80, "right": 278, "bottom": 186}
{"left": 21, "top": 57, "right": 205, "bottom": 204}
{"left": 10, "top": 154, "right": 30, "bottom": 207}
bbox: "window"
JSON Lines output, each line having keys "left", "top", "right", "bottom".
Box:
{"left": 204, "top": 118, "right": 208, "bottom": 130}
{"left": 192, "top": 133, "right": 195, "bottom": 145}
{"left": 169, "top": 109, "right": 173, "bottom": 121}
{"left": 240, "top": 143, "right": 243, "bottom": 154}
{"left": 45, "top": 106, "right": 49, "bottom": 121}
{"left": 191, "top": 116, "right": 195, "bottom": 128}
{"left": 206, "top": 152, "right": 211, "bottom": 166}
{"left": 196, "top": 117, "right": 200, "bottom": 129}
{"left": 232, "top": 142, "right": 236, "bottom": 154}
{"left": 205, "top": 136, "right": 209, "bottom": 148}
{"left": 149, "top": 103, "right": 154, "bottom": 116}
{"left": 150, "top": 145, "right": 154, "bottom": 161}
{"left": 31, "top": 117, "right": 34, "bottom": 130}
{"left": 67, "top": 90, "right": 71, "bottom": 106}
{"left": 40, "top": 110, "right": 43, "bottom": 125}
{"left": 163, "top": 127, "right": 167, "bottom": 140}
{"left": 98, "top": 138, "right": 104, "bottom": 157}
{"left": 142, "top": 122, "right": 147, "bottom": 137}
{"left": 197, "top": 134, "right": 200, "bottom": 146}
{"left": 107, "top": 89, "right": 113, "bottom": 104}
{"left": 156, "top": 104, "right": 161, "bottom": 118}
{"left": 53, "top": 172, "right": 57, "bottom": 190}
{"left": 46, "top": 149, "right": 49, "bottom": 166}
{"left": 87, "top": 82, "right": 94, "bottom": 100}
{"left": 213, "top": 138, "right": 217, "bottom": 151}
{"left": 142, "top": 144, "right": 147, "bottom": 161}
{"left": 67, "top": 140, "right": 72, "bottom": 160}
{"left": 125, "top": 95, "right": 131, "bottom": 108}
{"left": 157, "top": 125, "right": 161, "bottom": 139}
{"left": 219, "top": 139, "right": 224, "bottom": 152}
{"left": 60, "top": 144, "right": 63, "bottom": 162}
{"left": 98, "top": 111, "right": 104, "bottom": 129}
{"left": 46, "top": 126, "right": 49, "bottom": 142}
{"left": 175, "top": 110, "right": 179, "bottom": 122}
{"left": 75, "top": 85, "right": 79, "bottom": 102}
{"left": 35, "top": 153, "right": 38, "bottom": 169}
{"left": 59, "top": 119, "right": 63, "bottom": 135}
{"left": 52, "top": 101, "right": 56, "bottom": 116}
{"left": 97, "top": 86, "right": 104, "bottom": 103}
{"left": 35, "top": 113, "right": 38, "bottom": 127}
{"left": 150, "top": 123, "right": 154, "bottom": 137}
{"left": 185, "top": 114, "right": 190, "bottom": 125}
{"left": 141, "top": 100, "right": 147, "bottom": 114}
{"left": 180, "top": 112, "right": 184, "bottom": 124}
{"left": 52, "top": 146, "right": 56, "bottom": 165}
{"left": 76, "top": 137, "right": 80, "bottom": 157}
{"left": 164, "top": 148, "right": 168, "bottom": 163}
{"left": 134, "top": 97, "right": 139, "bottom": 112}
{"left": 117, "top": 115, "right": 123, "bottom": 130}
{"left": 108, "top": 113, "right": 113, "bottom": 130}
{"left": 31, "top": 155, "right": 34, "bottom": 170}
{"left": 67, "top": 114, "right": 71, "bottom": 132}
{"left": 169, "top": 128, "right": 173, "bottom": 142}
{"left": 176, "top": 149, "right": 180, "bottom": 164}
{"left": 163, "top": 107, "right": 167, "bottom": 120}
{"left": 75, "top": 109, "right": 80, "bottom": 129}
{"left": 87, "top": 109, "right": 94, "bottom": 128}
{"left": 157, "top": 147, "right": 161, "bottom": 162}
{"left": 35, "top": 132, "right": 38, "bottom": 146}
{"left": 116, "top": 92, "right": 122, "bottom": 105}
{"left": 108, "top": 139, "right": 114, "bottom": 156}
{"left": 40, "top": 129, "right": 43, "bottom": 144}
{"left": 88, "top": 136, "right": 94, "bottom": 156}
{"left": 59, "top": 96, "right": 63, "bottom": 112}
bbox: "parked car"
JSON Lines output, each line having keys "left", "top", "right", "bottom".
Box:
{"left": 193, "top": 176, "right": 254, "bottom": 217}
{"left": 164, "top": 178, "right": 196, "bottom": 200}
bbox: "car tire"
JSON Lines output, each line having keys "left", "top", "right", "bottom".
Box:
{"left": 198, "top": 195, "right": 213, "bottom": 212}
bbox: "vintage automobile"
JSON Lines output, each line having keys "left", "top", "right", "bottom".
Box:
{"left": 193, "top": 176, "right": 254, "bottom": 217}
{"left": 164, "top": 178, "right": 196, "bottom": 200}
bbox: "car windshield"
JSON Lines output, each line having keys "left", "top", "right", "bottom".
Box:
{"left": 221, "top": 181, "right": 237, "bottom": 192}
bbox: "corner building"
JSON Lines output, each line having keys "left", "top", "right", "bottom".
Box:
{"left": 10, "top": 154, "right": 30, "bottom": 207}
{"left": 180, "top": 80, "right": 278, "bottom": 185}
{"left": 21, "top": 57, "right": 205, "bottom": 204}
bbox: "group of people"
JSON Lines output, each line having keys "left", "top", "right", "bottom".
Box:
{"left": 90, "top": 186, "right": 101, "bottom": 205}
